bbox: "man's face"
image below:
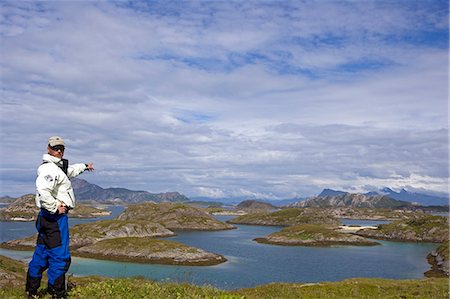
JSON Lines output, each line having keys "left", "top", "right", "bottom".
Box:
{"left": 48, "top": 145, "right": 65, "bottom": 159}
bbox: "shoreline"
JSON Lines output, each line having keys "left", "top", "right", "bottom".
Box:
{"left": 253, "top": 237, "right": 380, "bottom": 247}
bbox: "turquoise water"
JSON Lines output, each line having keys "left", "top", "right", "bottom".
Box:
{"left": 0, "top": 209, "right": 438, "bottom": 290}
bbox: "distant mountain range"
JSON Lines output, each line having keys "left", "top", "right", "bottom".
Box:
{"left": 378, "top": 187, "right": 448, "bottom": 206}
{"left": 68, "top": 179, "right": 448, "bottom": 207}
{"left": 189, "top": 196, "right": 302, "bottom": 207}
{"left": 289, "top": 188, "right": 449, "bottom": 208}
{"left": 290, "top": 193, "right": 412, "bottom": 209}
{"left": 72, "top": 178, "right": 189, "bottom": 203}
{"left": 314, "top": 188, "right": 448, "bottom": 207}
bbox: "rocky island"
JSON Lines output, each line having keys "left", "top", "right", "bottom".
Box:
{"left": 118, "top": 202, "right": 235, "bottom": 231}
{"left": 0, "top": 194, "right": 111, "bottom": 221}
{"left": 254, "top": 224, "right": 380, "bottom": 246}
{"left": 228, "top": 207, "right": 341, "bottom": 227}
{"left": 70, "top": 219, "right": 175, "bottom": 247}
{"left": 75, "top": 237, "right": 226, "bottom": 266}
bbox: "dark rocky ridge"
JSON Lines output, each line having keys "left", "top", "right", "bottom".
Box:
{"left": 72, "top": 178, "right": 190, "bottom": 203}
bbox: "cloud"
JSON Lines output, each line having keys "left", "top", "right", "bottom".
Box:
{"left": 0, "top": 1, "right": 448, "bottom": 199}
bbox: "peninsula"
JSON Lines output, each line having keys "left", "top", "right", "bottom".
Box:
{"left": 355, "top": 215, "right": 449, "bottom": 243}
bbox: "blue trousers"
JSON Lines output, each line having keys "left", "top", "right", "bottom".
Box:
{"left": 26, "top": 210, "right": 71, "bottom": 297}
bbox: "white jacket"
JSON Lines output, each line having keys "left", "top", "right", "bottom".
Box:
{"left": 35, "top": 154, "right": 87, "bottom": 213}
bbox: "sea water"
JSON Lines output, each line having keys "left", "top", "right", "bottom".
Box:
{"left": 0, "top": 210, "right": 438, "bottom": 290}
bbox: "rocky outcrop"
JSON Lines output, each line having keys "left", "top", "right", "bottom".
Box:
{"left": 75, "top": 237, "right": 227, "bottom": 266}
{"left": 236, "top": 200, "right": 277, "bottom": 211}
{"left": 118, "top": 202, "right": 235, "bottom": 231}
{"left": 0, "top": 194, "right": 111, "bottom": 221}
{"left": 228, "top": 207, "right": 341, "bottom": 228}
{"left": 70, "top": 220, "right": 175, "bottom": 248}
{"left": 254, "top": 224, "right": 379, "bottom": 247}
{"left": 356, "top": 215, "right": 449, "bottom": 243}
{"left": 425, "top": 242, "right": 449, "bottom": 277}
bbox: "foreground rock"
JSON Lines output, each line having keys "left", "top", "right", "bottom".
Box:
{"left": 425, "top": 241, "right": 449, "bottom": 278}
{"left": 0, "top": 194, "right": 111, "bottom": 221}
{"left": 75, "top": 237, "right": 227, "bottom": 266}
{"left": 356, "top": 215, "right": 449, "bottom": 243}
{"left": 228, "top": 208, "right": 341, "bottom": 227}
{"left": 1, "top": 219, "right": 175, "bottom": 250}
{"left": 118, "top": 202, "right": 235, "bottom": 231}
{"left": 254, "top": 224, "right": 379, "bottom": 247}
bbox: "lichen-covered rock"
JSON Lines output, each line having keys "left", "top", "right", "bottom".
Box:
{"left": 425, "top": 241, "right": 449, "bottom": 277}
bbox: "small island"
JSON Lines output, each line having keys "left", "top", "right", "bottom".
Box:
{"left": 75, "top": 237, "right": 227, "bottom": 266}
{"left": 254, "top": 224, "right": 380, "bottom": 247}
{"left": 228, "top": 207, "right": 341, "bottom": 227}
{"left": 118, "top": 202, "right": 235, "bottom": 231}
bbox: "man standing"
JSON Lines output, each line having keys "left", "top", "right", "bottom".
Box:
{"left": 26, "top": 136, "right": 94, "bottom": 298}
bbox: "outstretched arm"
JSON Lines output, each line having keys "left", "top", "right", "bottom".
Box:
{"left": 67, "top": 163, "right": 94, "bottom": 178}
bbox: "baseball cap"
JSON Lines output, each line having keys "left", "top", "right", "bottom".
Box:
{"left": 48, "top": 136, "right": 65, "bottom": 147}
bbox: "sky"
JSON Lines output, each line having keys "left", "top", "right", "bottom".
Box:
{"left": 0, "top": 0, "right": 448, "bottom": 200}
